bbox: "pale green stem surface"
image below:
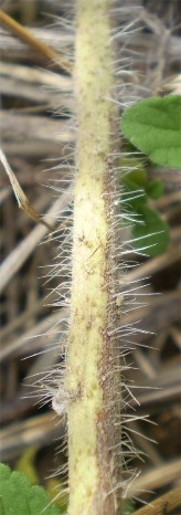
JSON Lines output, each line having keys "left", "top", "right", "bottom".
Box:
{"left": 66, "top": 1, "right": 121, "bottom": 514}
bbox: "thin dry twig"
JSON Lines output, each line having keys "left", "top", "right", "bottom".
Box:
{"left": 129, "top": 460, "right": 181, "bottom": 497}
{"left": 134, "top": 486, "right": 181, "bottom": 514}
{"left": 0, "top": 9, "right": 72, "bottom": 73}
{"left": 0, "top": 412, "right": 63, "bottom": 461}
{"left": 0, "top": 148, "right": 52, "bottom": 230}
{"left": 0, "top": 186, "right": 72, "bottom": 294}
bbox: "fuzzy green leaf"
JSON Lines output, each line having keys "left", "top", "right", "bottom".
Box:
{"left": 0, "top": 463, "right": 62, "bottom": 515}
{"left": 146, "top": 179, "right": 164, "bottom": 199}
{"left": 122, "top": 175, "right": 147, "bottom": 212}
{"left": 122, "top": 95, "right": 181, "bottom": 168}
{"left": 123, "top": 500, "right": 135, "bottom": 514}
{"left": 122, "top": 169, "right": 148, "bottom": 190}
{"left": 132, "top": 206, "right": 170, "bottom": 256}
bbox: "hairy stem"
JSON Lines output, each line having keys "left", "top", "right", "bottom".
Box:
{"left": 66, "top": 1, "right": 121, "bottom": 514}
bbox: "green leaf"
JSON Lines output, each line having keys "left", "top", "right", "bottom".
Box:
{"left": 122, "top": 173, "right": 147, "bottom": 212}
{"left": 121, "top": 95, "right": 181, "bottom": 168}
{"left": 146, "top": 179, "right": 164, "bottom": 199}
{"left": 123, "top": 500, "right": 135, "bottom": 514}
{"left": 131, "top": 205, "right": 170, "bottom": 256}
{"left": 0, "top": 463, "right": 62, "bottom": 515}
{"left": 123, "top": 168, "right": 148, "bottom": 189}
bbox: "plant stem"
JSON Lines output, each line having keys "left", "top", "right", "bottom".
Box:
{"left": 65, "top": 1, "right": 121, "bottom": 514}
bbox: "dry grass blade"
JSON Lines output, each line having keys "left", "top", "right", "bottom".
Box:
{"left": 0, "top": 413, "right": 63, "bottom": 461}
{"left": 0, "top": 148, "right": 52, "bottom": 230}
{"left": 134, "top": 486, "right": 181, "bottom": 514}
{"left": 0, "top": 9, "right": 72, "bottom": 73}
{"left": 129, "top": 460, "right": 181, "bottom": 497}
{"left": 0, "top": 186, "right": 72, "bottom": 294}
